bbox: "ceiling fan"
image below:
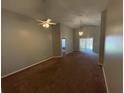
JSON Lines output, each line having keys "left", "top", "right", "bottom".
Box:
{"left": 37, "top": 0, "right": 56, "bottom": 28}
{"left": 37, "top": 18, "right": 56, "bottom": 28}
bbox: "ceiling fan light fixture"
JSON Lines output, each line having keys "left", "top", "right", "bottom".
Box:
{"left": 42, "top": 23, "right": 50, "bottom": 28}
{"left": 43, "top": 24, "right": 46, "bottom": 27}
{"left": 37, "top": 18, "right": 56, "bottom": 28}
{"left": 37, "top": 0, "right": 56, "bottom": 29}
{"left": 45, "top": 23, "right": 50, "bottom": 28}
{"left": 79, "top": 32, "right": 84, "bottom": 36}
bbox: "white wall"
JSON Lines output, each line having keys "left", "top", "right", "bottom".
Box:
{"left": 1, "top": 9, "right": 53, "bottom": 76}
{"left": 60, "top": 24, "right": 73, "bottom": 54}
{"left": 103, "top": 0, "right": 123, "bottom": 92}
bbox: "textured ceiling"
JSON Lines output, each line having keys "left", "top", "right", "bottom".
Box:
{"left": 2, "top": 0, "right": 108, "bottom": 28}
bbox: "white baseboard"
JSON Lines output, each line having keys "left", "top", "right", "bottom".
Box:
{"left": 66, "top": 51, "right": 73, "bottom": 55}
{"left": 61, "top": 51, "right": 73, "bottom": 56}
{"left": 2, "top": 56, "right": 61, "bottom": 78}
{"left": 63, "top": 51, "right": 73, "bottom": 56}
{"left": 1, "top": 53, "right": 71, "bottom": 78}
{"left": 98, "top": 62, "right": 103, "bottom": 66}
{"left": 53, "top": 56, "right": 62, "bottom": 58}
{"left": 102, "top": 67, "right": 109, "bottom": 93}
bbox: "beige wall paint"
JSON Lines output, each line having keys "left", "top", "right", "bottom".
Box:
{"left": 73, "top": 29, "right": 79, "bottom": 51}
{"left": 99, "top": 11, "right": 106, "bottom": 64}
{"left": 103, "top": 0, "right": 123, "bottom": 92}
{"left": 60, "top": 24, "right": 73, "bottom": 54}
{"left": 1, "top": 9, "right": 53, "bottom": 76}
{"left": 73, "top": 26, "right": 100, "bottom": 53}
{"left": 52, "top": 24, "right": 61, "bottom": 56}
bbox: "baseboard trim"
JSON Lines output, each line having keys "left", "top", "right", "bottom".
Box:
{"left": 66, "top": 51, "right": 73, "bottom": 55}
{"left": 98, "top": 62, "right": 103, "bottom": 66}
{"left": 53, "top": 56, "right": 62, "bottom": 58}
{"left": 1, "top": 56, "right": 61, "bottom": 78}
{"left": 102, "top": 67, "right": 109, "bottom": 93}
{"left": 1, "top": 52, "right": 72, "bottom": 79}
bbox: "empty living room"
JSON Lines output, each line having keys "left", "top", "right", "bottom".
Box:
{"left": 1, "top": 0, "right": 123, "bottom": 93}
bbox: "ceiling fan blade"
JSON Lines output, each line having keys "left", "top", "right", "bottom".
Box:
{"left": 36, "top": 19, "right": 44, "bottom": 23}
{"left": 49, "top": 23, "right": 56, "bottom": 25}
{"left": 38, "top": 23, "right": 44, "bottom": 25}
{"left": 46, "top": 19, "right": 52, "bottom": 22}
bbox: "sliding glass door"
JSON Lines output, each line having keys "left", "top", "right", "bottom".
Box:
{"left": 80, "top": 38, "right": 93, "bottom": 51}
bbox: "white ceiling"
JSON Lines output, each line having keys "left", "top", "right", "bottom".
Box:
{"left": 2, "top": 0, "right": 108, "bottom": 28}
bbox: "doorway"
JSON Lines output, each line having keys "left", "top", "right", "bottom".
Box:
{"left": 61, "top": 38, "right": 66, "bottom": 55}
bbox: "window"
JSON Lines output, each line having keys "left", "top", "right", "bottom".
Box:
{"left": 80, "top": 38, "right": 93, "bottom": 51}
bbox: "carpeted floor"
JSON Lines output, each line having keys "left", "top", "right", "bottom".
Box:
{"left": 2, "top": 51, "right": 107, "bottom": 93}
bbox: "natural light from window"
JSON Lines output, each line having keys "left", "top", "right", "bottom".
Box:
{"left": 80, "top": 38, "right": 93, "bottom": 51}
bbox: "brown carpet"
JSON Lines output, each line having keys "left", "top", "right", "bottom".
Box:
{"left": 2, "top": 51, "right": 107, "bottom": 93}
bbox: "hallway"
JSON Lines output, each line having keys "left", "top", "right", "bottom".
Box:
{"left": 2, "top": 52, "right": 107, "bottom": 93}
{"left": 1, "top": 0, "right": 123, "bottom": 92}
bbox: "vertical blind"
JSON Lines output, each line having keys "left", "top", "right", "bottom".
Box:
{"left": 80, "top": 38, "right": 93, "bottom": 51}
